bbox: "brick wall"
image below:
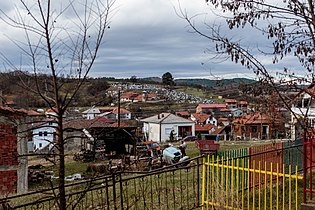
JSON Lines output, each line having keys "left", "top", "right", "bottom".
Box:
{"left": 0, "top": 170, "right": 17, "bottom": 194}
{"left": 0, "top": 124, "right": 18, "bottom": 194}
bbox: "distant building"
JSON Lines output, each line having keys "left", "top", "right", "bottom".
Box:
{"left": 28, "top": 119, "right": 56, "bottom": 152}
{"left": 175, "top": 111, "right": 190, "bottom": 119}
{"left": 196, "top": 104, "right": 227, "bottom": 114}
{"left": 232, "top": 112, "right": 273, "bottom": 140}
{"left": 225, "top": 99, "right": 238, "bottom": 109}
{"left": 82, "top": 106, "right": 131, "bottom": 120}
{"left": 82, "top": 106, "right": 101, "bottom": 120}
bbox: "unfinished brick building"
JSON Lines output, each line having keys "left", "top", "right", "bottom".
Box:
{"left": 0, "top": 106, "right": 28, "bottom": 195}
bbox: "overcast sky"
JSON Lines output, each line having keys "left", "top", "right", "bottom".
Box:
{"left": 0, "top": 0, "right": 301, "bottom": 80}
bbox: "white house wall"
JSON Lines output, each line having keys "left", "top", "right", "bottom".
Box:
{"left": 32, "top": 124, "right": 56, "bottom": 151}
{"left": 144, "top": 122, "right": 195, "bottom": 142}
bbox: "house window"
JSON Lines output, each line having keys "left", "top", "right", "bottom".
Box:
{"left": 49, "top": 122, "right": 52, "bottom": 126}
{"left": 44, "top": 131, "right": 48, "bottom": 136}
{"left": 252, "top": 126, "right": 257, "bottom": 133}
{"left": 39, "top": 132, "right": 43, "bottom": 136}
{"left": 39, "top": 143, "right": 42, "bottom": 148}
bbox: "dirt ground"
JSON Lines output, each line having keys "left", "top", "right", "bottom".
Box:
{"left": 28, "top": 154, "right": 75, "bottom": 167}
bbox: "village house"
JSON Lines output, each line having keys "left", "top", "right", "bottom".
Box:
{"left": 190, "top": 113, "right": 217, "bottom": 126}
{"left": 237, "top": 101, "right": 249, "bottom": 112}
{"left": 28, "top": 119, "right": 56, "bottom": 153}
{"left": 175, "top": 111, "right": 190, "bottom": 119}
{"left": 190, "top": 113, "right": 211, "bottom": 125}
{"left": 195, "top": 123, "right": 217, "bottom": 135}
{"left": 231, "top": 112, "right": 281, "bottom": 140}
{"left": 225, "top": 99, "right": 238, "bottom": 109}
{"left": 141, "top": 113, "right": 195, "bottom": 142}
{"left": 290, "top": 87, "right": 315, "bottom": 139}
{"left": 99, "top": 107, "right": 132, "bottom": 120}
{"left": 82, "top": 106, "right": 132, "bottom": 121}
{"left": 196, "top": 103, "right": 227, "bottom": 115}
{"left": 82, "top": 106, "right": 101, "bottom": 120}
{"left": 120, "top": 91, "right": 140, "bottom": 102}
{"left": 218, "top": 117, "right": 230, "bottom": 126}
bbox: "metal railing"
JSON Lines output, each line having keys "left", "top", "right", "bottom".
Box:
{"left": 0, "top": 157, "right": 203, "bottom": 210}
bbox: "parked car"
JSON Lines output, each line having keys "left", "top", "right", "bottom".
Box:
{"left": 182, "top": 136, "right": 198, "bottom": 141}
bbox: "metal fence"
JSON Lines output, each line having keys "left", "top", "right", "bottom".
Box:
{"left": 201, "top": 155, "right": 303, "bottom": 209}
{"left": 0, "top": 157, "right": 203, "bottom": 210}
{"left": 217, "top": 139, "right": 303, "bottom": 172}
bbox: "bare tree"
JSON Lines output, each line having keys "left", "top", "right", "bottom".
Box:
{"left": 180, "top": 0, "right": 315, "bottom": 139}
{"left": 0, "top": 0, "right": 115, "bottom": 209}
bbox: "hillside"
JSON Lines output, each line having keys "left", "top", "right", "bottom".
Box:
{"left": 174, "top": 78, "right": 255, "bottom": 89}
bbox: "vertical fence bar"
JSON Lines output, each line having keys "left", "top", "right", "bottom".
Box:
{"left": 201, "top": 156, "right": 206, "bottom": 210}
{"left": 197, "top": 157, "right": 200, "bottom": 206}
{"left": 289, "top": 165, "right": 292, "bottom": 210}
{"left": 216, "top": 156, "right": 219, "bottom": 209}
{"left": 206, "top": 155, "right": 210, "bottom": 209}
{"left": 296, "top": 165, "right": 298, "bottom": 210}
{"left": 264, "top": 161, "right": 267, "bottom": 210}
{"left": 283, "top": 163, "right": 285, "bottom": 210}
{"left": 259, "top": 161, "right": 261, "bottom": 210}
{"left": 119, "top": 173, "right": 123, "bottom": 210}
{"left": 252, "top": 160, "right": 255, "bottom": 210}
{"left": 231, "top": 158, "right": 234, "bottom": 209}
{"left": 226, "top": 158, "right": 229, "bottom": 208}
{"left": 211, "top": 155, "right": 214, "bottom": 210}
{"left": 237, "top": 159, "right": 239, "bottom": 207}
{"left": 311, "top": 133, "right": 313, "bottom": 202}
{"left": 242, "top": 158, "right": 245, "bottom": 209}
{"left": 303, "top": 132, "right": 307, "bottom": 203}
{"left": 247, "top": 158, "right": 250, "bottom": 209}
{"left": 112, "top": 173, "right": 117, "bottom": 210}
{"left": 270, "top": 162, "right": 273, "bottom": 210}
{"left": 221, "top": 157, "right": 224, "bottom": 208}
{"left": 276, "top": 163, "right": 279, "bottom": 210}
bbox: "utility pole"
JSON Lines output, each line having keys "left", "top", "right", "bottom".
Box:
{"left": 118, "top": 89, "right": 121, "bottom": 127}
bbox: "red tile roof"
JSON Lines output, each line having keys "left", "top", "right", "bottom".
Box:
{"left": 191, "top": 113, "right": 210, "bottom": 123}
{"left": 238, "top": 101, "right": 248, "bottom": 105}
{"left": 98, "top": 106, "right": 130, "bottom": 114}
{"left": 220, "top": 108, "right": 230, "bottom": 112}
{"left": 232, "top": 113, "right": 270, "bottom": 125}
{"left": 225, "top": 99, "right": 237, "bottom": 103}
{"left": 0, "top": 106, "right": 35, "bottom": 116}
{"left": 176, "top": 111, "right": 190, "bottom": 116}
{"left": 195, "top": 123, "right": 216, "bottom": 132}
